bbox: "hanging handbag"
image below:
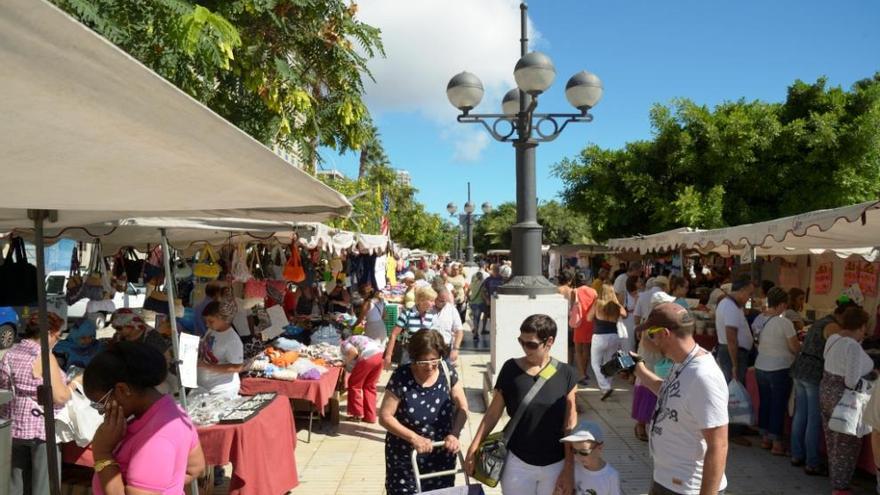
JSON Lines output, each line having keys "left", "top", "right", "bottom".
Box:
{"left": 0, "top": 237, "right": 38, "bottom": 306}
{"left": 243, "top": 246, "right": 268, "bottom": 300}
{"left": 143, "top": 245, "right": 165, "bottom": 283}
{"left": 283, "top": 241, "right": 306, "bottom": 283}
{"left": 65, "top": 244, "right": 85, "bottom": 305}
{"left": 230, "top": 243, "right": 252, "bottom": 282}
{"left": 270, "top": 244, "right": 287, "bottom": 280}
{"left": 473, "top": 359, "right": 559, "bottom": 487}
{"left": 82, "top": 241, "right": 112, "bottom": 301}
{"left": 172, "top": 251, "right": 193, "bottom": 281}
{"left": 192, "top": 245, "right": 221, "bottom": 280}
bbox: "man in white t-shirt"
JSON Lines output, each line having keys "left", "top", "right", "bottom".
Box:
{"left": 613, "top": 262, "right": 642, "bottom": 303}
{"left": 431, "top": 287, "right": 463, "bottom": 363}
{"left": 195, "top": 301, "right": 245, "bottom": 398}
{"left": 632, "top": 303, "right": 729, "bottom": 495}
{"left": 714, "top": 276, "right": 754, "bottom": 442}
{"left": 634, "top": 276, "right": 669, "bottom": 326}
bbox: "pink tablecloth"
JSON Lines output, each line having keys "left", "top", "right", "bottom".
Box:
{"left": 745, "top": 367, "right": 874, "bottom": 474}
{"left": 63, "top": 397, "right": 298, "bottom": 495}
{"left": 239, "top": 366, "right": 342, "bottom": 415}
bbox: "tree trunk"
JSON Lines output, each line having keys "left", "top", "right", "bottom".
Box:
{"left": 358, "top": 147, "right": 368, "bottom": 179}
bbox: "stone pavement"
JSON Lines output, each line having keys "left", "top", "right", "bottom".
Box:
{"left": 273, "top": 338, "right": 876, "bottom": 495}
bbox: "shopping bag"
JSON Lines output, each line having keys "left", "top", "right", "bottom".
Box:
{"left": 728, "top": 379, "right": 753, "bottom": 425}
{"left": 829, "top": 379, "right": 873, "bottom": 437}
{"left": 567, "top": 290, "right": 581, "bottom": 328}
{"left": 616, "top": 319, "right": 629, "bottom": 340}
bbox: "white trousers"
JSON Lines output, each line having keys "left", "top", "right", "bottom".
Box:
{"left": 591, "top": 333, "right": 622, "bottom": 392}
{"left": 500, "top": 452, "right": 565, "bottom": 495}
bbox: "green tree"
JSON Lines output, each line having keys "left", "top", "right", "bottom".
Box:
{"left": 54, "top": 0, "right": 385, "bottom": 173}
{"left": 554, "top": 74, "right": 880, "bottom": 241}
{"left": 472, "top": 201, "right": 593, "bottom": 254}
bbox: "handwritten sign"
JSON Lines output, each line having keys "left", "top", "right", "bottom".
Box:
{"left": 859, "top": 261, "right": 878, "bottom": 297}
{"left": 844, "top": 260, "right": 860, "bottom": 288}
{"left": 814, "top": 262, "right": 833, "bottom": 295}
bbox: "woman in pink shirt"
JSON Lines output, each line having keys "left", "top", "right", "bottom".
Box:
{"left": 84, "top": 342, "right": 205, "bottom": 495}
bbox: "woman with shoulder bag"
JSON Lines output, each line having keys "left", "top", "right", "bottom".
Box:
{"left": 465, "top": 314, "right": 579, "bottom": 495}
{"left": 379, "top": 329, "right": 469, "bottom": 494}
{"left": 820, "top": 307, "right": 876, "bottom": 494}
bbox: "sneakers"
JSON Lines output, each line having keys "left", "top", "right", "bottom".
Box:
{"left": 600, "top": 389, "right": 614, "bottom": 401}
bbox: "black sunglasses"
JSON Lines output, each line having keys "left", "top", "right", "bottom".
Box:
{"left": 517, "top": 337, "right": 546, "bottom": 350}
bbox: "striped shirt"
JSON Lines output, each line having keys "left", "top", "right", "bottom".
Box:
{"left": 396, "top": 308, "right": 437, "bottom": 337}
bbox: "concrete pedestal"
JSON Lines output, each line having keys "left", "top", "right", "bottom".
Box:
{"left": 483, "top": 292, "right": 569, "bottom": 401}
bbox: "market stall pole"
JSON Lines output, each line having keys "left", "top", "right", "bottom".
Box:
{"left": 30, "top": 209, "right": 62, "bottom": 495}
{"left": 159, "top": 228, "right": 200, "bottom": 495}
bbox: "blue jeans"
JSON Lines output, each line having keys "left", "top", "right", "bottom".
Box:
{"left": 717, "top": 344, "right": 750, "bottom": 435}
{"left": 755, "top": 368, "right": 792, "bottom": 441}
{"left": 791, "top": 378, "right": 823, "bottom": 468}
{"left": 470, "top": 303, "right": 486, "bottom": 335}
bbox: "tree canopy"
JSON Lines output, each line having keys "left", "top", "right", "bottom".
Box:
{"left": 472, "top": 200, "right": 594, "bottom": 254}
{"left": 554, "top": 74, "right": 880, "bottom": 241}
{"left": 54, "top": 0, "right": 384, "bottom": 173}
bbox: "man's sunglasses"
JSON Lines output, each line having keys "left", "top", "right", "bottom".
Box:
{"left": 646, "top": 327, "right": 667, "bottom": 339}
{"left": 517, "top": 338, "right": 546, "bottom": 350}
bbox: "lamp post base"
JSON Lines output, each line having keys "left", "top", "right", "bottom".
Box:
{"left": 497, "top": 275, "right": 558, "bottom": 296}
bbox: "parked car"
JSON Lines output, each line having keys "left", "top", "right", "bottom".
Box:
{"left": 0, "top": 307, "right": 19, "bottom": 350}
{"left": 45, "top": 271, "right": 146, "bottom": 329}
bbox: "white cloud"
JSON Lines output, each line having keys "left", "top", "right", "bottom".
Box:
{"left": 450, "top": 129, "right": 490, "bottom": 162}
{"left": 356, "top": 0, "right": 541, "bottom": 160}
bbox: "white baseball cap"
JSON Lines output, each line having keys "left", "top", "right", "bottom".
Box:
{"left": 560, "top": 420, "right": 604, "bottom": 444}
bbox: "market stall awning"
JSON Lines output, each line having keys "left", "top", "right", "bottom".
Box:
{"left": 606, "top": 227, "right": 702, "bottom": 253}
{"left": 0, "top": 0, "right": 352, "bottom": 231}
{"left": 683, "top": 200, "right": 880, "bottom": 250}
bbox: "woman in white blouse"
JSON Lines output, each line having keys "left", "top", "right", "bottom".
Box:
{"left": 820, "top": 307, "right": 875, "bottom": 494}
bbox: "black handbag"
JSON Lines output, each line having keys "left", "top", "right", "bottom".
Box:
{"left": 0, "top": 237, "right": 38, "bottom": 306}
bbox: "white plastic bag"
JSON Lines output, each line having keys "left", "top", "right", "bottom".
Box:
{"left": 728, "top": 379, "right": 753, "bottom": 425}
{"left": 616, "top": 320, "right": 629, "bottom": 340}
{"left": 829, "top": 379, "right": 873, "bottom": 437}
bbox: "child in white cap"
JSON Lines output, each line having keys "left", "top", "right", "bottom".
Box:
{"left": 560, "top": 420, "right": 621, "bottom": 495}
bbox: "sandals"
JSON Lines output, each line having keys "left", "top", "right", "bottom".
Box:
{"left": 634, "top": 425, "right": 648, "bottom": 442}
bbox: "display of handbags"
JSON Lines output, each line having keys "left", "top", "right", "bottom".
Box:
{"left": 0, "top": 237, "right": 38, "bottom": 306}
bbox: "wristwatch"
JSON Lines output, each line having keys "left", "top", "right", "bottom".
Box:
{"left": 94, "top": 459, "right": 119, "bottom": 473}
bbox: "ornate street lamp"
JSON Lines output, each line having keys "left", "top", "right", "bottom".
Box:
{"left": 446, "top": 2, "right": 602, "bottom": 295}
{"left": 450, "top": 184, "right": 491, "bottom": 266}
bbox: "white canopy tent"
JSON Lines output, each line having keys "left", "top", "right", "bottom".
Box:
{"left": 607, "top": 201, "right": 880, "bottom": 259}
{"left": 0, "top": 0, "right": 352, "bottom": 231}
{"left": 607, "top": 227, "right": 703, "bottom": 253}
{"left": 0, "top": 2, "right": 353, "bottom": 491}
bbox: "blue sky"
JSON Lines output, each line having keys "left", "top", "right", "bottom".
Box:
{"left": 322, "top": 0, "right": 880, "bottom": 221}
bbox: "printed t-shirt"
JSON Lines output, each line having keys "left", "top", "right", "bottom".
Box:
{"left": 92, "top": 395, "right": 199, "bottom": 495}
{"left": 494, "top": 358, "right": 578, "bottom": 466}
{"left": 574, "top": 463, "right": 622, "bottom": 495}
{"left": 755, "top": 315, "right": 797, "bottom": 371}
{"left": 196, "top": 328, "right": 243, "bottom": 397}
{"left": 649, "top": 349, "right": 728, "bottom": 495}
{"left": 715, "top": 297, "right": 753, "bottom": 350}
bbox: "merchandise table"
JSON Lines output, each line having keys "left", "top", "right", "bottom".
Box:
{"left": 745, "top": 367, "right": 875, "bottom": 474}
{"left": 240, "top": 365, "right": 343, "bottom": 441}
{"left": 62, "top": 396, "right": 298, "bottom": 495}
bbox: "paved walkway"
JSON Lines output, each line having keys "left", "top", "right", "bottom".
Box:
{"left": 284, "top": 339, "right": 875, "bottom": 495}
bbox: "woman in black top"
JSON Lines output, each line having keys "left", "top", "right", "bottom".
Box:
{"left": 465, "top": 314, "right": 578, "bottom": 495}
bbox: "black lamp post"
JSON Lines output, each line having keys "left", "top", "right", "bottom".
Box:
{"left": 446, "top": 2, "right": 603, "bottom": 295}
{"left": 448, "top": 184, "right": 493, "bottom": 265}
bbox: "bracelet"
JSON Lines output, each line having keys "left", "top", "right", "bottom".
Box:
{"left": 94, "top": 458, "right": 119, "bottom": 473}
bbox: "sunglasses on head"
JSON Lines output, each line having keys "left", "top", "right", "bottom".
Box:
{"left": 90, "top": 389, "right": 113, "bottom": 414}
{"left": 646, "top": 326, "right": 667, "bottom": 339}
{"left": 517, "top": 337, "right": 546, "bottom": 350}
{"left": 413, "top": 359, "right": 441, "bottom": 369}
